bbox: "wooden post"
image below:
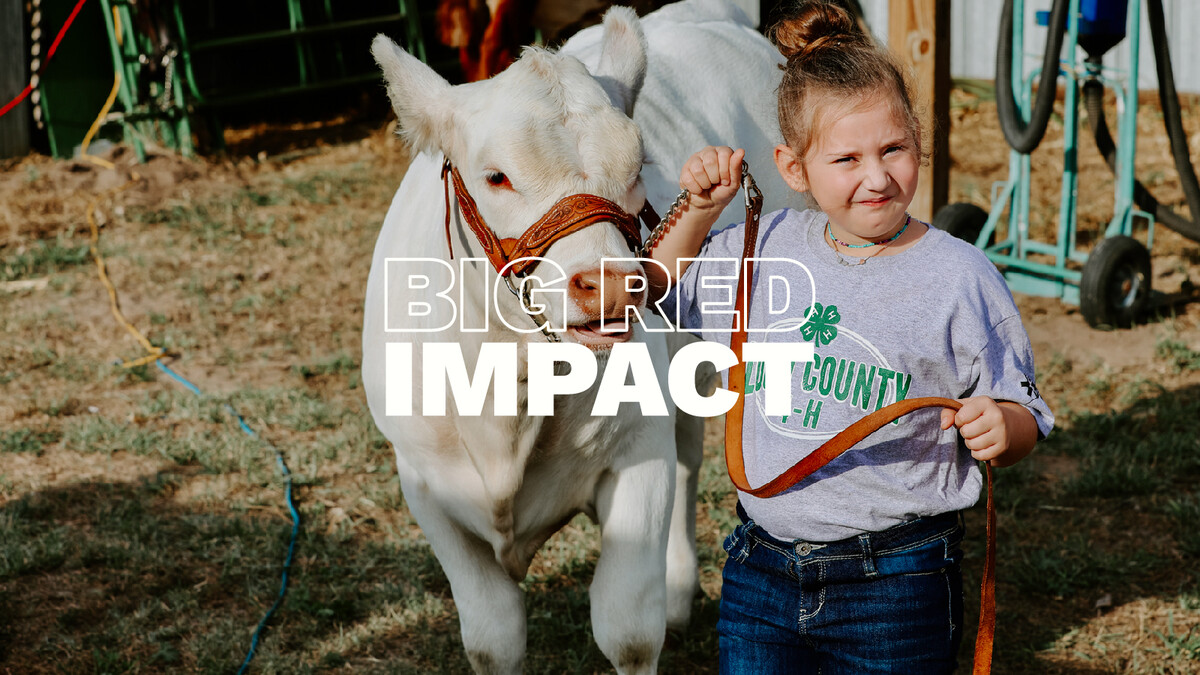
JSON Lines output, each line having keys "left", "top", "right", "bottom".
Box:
{"left": 1, "top": 0, "right": 31, "bottom": 159}
{"left": 889, "top": 0, "right": 950, "bottom": 223}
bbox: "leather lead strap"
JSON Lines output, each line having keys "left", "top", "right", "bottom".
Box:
{"left": 976, "top": 462, "right": 996, "bottom": 675}
{"left": 442, "top": 161, "right": 455, "bottom": 260}
{"left": 638, "top": 201, "right": 661, "bottom": 230}
{"left": 723, "top": 197, "right": 995, "bottom": 674}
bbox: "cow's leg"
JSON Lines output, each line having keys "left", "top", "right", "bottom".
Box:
{"left": 590, "top": 443, "right": 674, "bottom": 675}
{"left": 666, "top": 408, "right": 704, "bottom": 631}
{"left": 402, "top": 479, "right": 526, "bottom": 675}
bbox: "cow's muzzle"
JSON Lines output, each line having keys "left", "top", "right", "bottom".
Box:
{"left": 565, "top": 266, "right": 645, "bottom": 347}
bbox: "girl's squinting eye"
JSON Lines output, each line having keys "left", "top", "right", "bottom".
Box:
{"left": 485, "top": 171, "right": 512, "bottom": 189}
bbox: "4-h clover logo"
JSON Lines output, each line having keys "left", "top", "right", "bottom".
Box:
{"left": 800, "top": 303, "right": 840, "bottom": 347}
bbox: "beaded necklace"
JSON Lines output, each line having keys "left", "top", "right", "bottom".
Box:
{"left": 825, "top": 214, "right": 911, "bottom": 267}
{"left": 827, "top": 213, "right": 911, "bottom": 249}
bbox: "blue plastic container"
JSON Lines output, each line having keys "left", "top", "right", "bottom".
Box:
{"left": 1037, "top": 0, "right": 1129, "bottom": 57}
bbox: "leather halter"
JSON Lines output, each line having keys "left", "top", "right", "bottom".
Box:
{"left": 723, "top": 195, "right": 996, "bottom": 674}
{"left": 441, "top": 159, "right": 654, "bottom": 276}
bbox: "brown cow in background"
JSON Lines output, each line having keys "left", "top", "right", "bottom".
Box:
{"left": 436, "top": 0, "right": 705, "bottom": 80}
{"left": 437, "top": 0, "right": 866, "bottom": 82}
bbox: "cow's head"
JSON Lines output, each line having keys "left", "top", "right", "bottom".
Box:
{"left": 373, "top": 7, "right": 650, "bottom": 350}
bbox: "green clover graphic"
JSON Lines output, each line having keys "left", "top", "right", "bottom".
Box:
{"left": 800, "top": 303, "right": 840, "bottom": 347}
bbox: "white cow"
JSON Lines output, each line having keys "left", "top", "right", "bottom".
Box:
{"left": 361, "top": 1, "right": 786, "bottom": 672}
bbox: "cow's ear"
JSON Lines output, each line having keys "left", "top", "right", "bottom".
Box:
{"left": 372, "top": 34, "right": 455, "bottom": 155}
{"left": 593, "top": 7, "right": 646, "bottom": 117}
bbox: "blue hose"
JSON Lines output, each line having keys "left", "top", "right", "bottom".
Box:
{"left": 153, "top": 360, "right": 300, "bottom": 674}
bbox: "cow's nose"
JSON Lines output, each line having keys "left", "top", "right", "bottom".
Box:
{"left": 569, "top": 267, "right": 645, "bottom": 318}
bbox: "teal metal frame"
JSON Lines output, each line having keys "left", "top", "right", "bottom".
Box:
{"left": 977, "top": 0, "right": 1154, "bottom": 305}
{"left": 98, "top": 0, "right": 196, "bottom": 161}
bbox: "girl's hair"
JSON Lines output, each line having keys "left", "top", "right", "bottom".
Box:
{"left": 767, "top": 1, "right": 921, "bottom": 162}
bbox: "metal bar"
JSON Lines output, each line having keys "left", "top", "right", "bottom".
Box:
{"left": 981, "top": 179, "right": 1015, "bottom": 248}
{"left": 988, "top": 254, "right": 1084, "bottom": 281}
{"left": 187, "top": 14, "right": 411, "bottom": 53}
{"left": 1106, "top": 0, "right": 1142, "bottom": 240}
{"left": 400, "top": 0, "right": 427, "bottom": 62}
{"left": 1011, "top": 0, "right": 1031, "bottom": 260}
{"left": 169, "top": 53, "right": 195, "bottom": 157}
{"left": 98, "top": 0, "right": 146, "bottom": 161}
{"left": 1021, "top": 239, "right": 1066, "bottom": 256}
{"left": 287, "top": 0, "right": 309, "bottom": 85}
{"left": 1055, "top": 0, "right": 1082, "bottom": 276}
{"left": 323, "top": 0, "right": 347, "bottom": 79}
{"left": 170, "top": 0, "right": 207, "bottom": 105}
{"left": 192, "top": 73, "right": 384, "bottom": 109}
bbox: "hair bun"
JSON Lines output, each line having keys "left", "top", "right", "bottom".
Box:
{"left": 768, "top": 2, "right": 862, "bottom": 61}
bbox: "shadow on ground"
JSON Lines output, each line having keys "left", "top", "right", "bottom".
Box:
{"left": 1, "top": 384, "right": 1197, "bottom": 673}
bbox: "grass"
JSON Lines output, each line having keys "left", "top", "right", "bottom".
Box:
{"left": 16, "top": 379, "right": 1200, "bottom": 673}
{"left": 1156, "top": 336, "right": 1200, "bottom": 373}
{"left": 1164, "top": 494, "right": 1200, "bottom": 557}
{"left": 1041, "top": 388, "right": 1200, "bottom": 498}
{"left": 0, "top": 429, "right": 60, "bottom": 455}
{"left": 293, "top": 352, "right": 357, "bottom": 380}
{"left": 1008, "top": 530, "right": 1162, "bottom": 599}
{"left": 0, "top": 475, "right": 455, "bottom": 674}
{"left": 0, "top": 235, "right": 91, "bottom": 282}
{"left": 1149, "top": 612, "right": 1200, "bottom": 662}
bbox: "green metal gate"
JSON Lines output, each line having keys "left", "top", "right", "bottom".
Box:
{"left": 75, "top": 0, "right": 433, "bottom": 160}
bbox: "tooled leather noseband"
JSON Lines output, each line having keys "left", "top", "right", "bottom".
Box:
{"left": 441, "top": 158, "right": 660, "bottom": 276}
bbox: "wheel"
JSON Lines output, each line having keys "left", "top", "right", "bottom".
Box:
{"left": 933, "top": 203, "right": 991, "bottom": 247}
{"left": 1080, "top": 235, "right": 1151, "bottom": 329}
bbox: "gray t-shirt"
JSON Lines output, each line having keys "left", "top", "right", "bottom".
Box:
{"left": 661, "top": 207, "right": 1054, "bottom": 542}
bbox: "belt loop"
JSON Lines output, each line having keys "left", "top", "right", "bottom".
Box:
{"left": 859, "top": 534, "right": 877, "bottom": 577}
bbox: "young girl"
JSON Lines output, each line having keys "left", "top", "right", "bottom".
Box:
{"left": 648, "top": 2, "right": 1054, "bottom": 672}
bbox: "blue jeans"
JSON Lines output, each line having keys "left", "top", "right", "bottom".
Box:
{"left": 718, "top": 503, "right": 964, "bottom": 674}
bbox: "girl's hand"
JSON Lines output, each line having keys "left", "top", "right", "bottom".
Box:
{"left": 646, "top": 146, "right": 748, "bottom": 299}
{"left": 680, "top": 146, "right": 745, "bottom": 213}
{"left": 940, "top": 396, "right": 1038, "bottom": 467}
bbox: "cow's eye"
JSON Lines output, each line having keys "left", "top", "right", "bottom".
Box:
{"left": 485, "top": 171, "right": 512, "bottom": 189}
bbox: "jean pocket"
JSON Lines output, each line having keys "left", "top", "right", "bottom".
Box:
{"left": 722, "top": 524, "right": 752, "bottom": 564}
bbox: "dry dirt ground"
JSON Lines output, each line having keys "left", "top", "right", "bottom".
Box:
{"left": 1, "top": 86, "right": 1199, "bottom": 673}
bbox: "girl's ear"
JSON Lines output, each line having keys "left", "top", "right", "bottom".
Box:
{"left": 774, "top": 144, "right": 808, "bottom": 193}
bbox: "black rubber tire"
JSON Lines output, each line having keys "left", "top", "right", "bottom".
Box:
{"left": 932, "top": 202, "right": 990, "bottom": 247}
{"left": 1080, "top": 235, "right": 1152, "bottom": 329}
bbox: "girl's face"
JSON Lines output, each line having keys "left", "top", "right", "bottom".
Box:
{"left": 775, "top": 97, "right": 919, "bottom": 243}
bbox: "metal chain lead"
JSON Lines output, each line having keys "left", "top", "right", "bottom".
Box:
{"left": 636, "top": 188, "right": 690, "bottom": 259}
{"left": 637, "top": 162, "right": 761, "bottom": 259}
{"left": 159, "top": 50, "right": 177, "bottom": 113}
{"left": 741, "top": 162, "right": 762, "bottom": 218}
